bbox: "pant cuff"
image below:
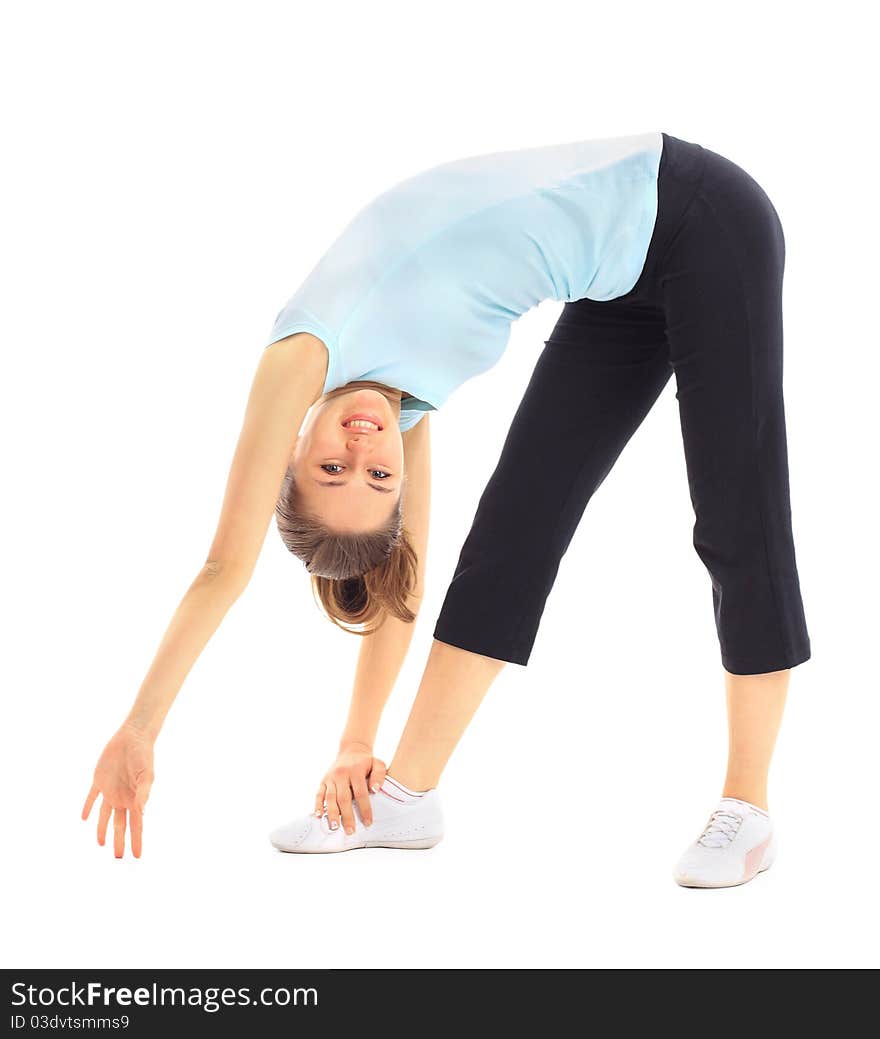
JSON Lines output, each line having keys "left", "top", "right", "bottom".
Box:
{"left": 432, "top": 626, "right": 531, "bottom": 666}
{"left": 720, "top": 642, "right": 812, "bottom": 676}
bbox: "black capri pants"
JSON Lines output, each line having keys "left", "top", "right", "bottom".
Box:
{"left": 432, "top": 132, "right": 811, "bottom": 675}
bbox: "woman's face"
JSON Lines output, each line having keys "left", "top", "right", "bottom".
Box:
{"left": 290, "top": 384, "right": 405, "bottom": 533}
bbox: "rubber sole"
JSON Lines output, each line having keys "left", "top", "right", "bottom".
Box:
{"left": 674, "top": 843, "right": 776, "bottom": 889}
{"left": 364, "top": 837, "right": 442, "bottom": 850}
{"left": 272, "top": 835, "right": 443, "bottom": 854}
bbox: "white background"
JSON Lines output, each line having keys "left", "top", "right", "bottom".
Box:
{"left": 3, "top": 1, "right": 877, "bottom": 970}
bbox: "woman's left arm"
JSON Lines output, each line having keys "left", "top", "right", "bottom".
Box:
{"left": 316, "top": 413, "right": 432, "bottom": 834}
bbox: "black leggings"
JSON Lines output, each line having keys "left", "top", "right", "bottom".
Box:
{"left": 432, "top": 132, "right": 811, "bottom": 675}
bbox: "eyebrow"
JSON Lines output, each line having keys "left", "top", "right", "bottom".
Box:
{"left": 312, "top": 478, "right": 395, "bottom": 495}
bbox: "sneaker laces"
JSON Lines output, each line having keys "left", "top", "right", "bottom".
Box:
{"left": 697, "top": 808, "right": 743, "bottom": 848}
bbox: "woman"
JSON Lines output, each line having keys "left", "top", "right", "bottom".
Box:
{"left": 83, "top": 131, "right": 811, "bottom": 888}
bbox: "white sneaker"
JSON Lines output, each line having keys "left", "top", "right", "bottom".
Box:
{"left": 674, "top": 797, "right": 776, "bottom": 889}
{"left": 270, "top": 781, "right": 444, "bottom": 854}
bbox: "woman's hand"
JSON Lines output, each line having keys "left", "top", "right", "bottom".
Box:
{"left": 315, "top": 743, "right": 386, "bottom": 835}
{"left": 81, "top": 721, "right": 155, "bottom": 858}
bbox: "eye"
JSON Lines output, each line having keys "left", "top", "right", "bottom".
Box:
{"left": 320, "top": 464, "right": 344, "bottom": 475}
{"left": 369, "top": 469, "right": 392, "bottom": 480}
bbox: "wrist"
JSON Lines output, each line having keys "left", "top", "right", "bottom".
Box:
{"left": 122, "top": 715, "right": 159, "bottom": 743}
{"left": 338, "top": 737, "right": 373, "bottom": 755}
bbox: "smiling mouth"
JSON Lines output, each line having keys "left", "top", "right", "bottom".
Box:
{"left": 342, "top": 414, "right": 384, "bottom": 432}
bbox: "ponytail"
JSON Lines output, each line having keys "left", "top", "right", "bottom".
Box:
{"left": 275, "top": 467, "right": 419, "bottom": 633}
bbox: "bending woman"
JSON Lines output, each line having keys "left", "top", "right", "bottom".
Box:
{"left": 83, "top": 131, "right": 811, "bottom": 888}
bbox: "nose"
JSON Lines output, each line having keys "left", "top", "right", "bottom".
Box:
{"left": 345, "top": 431, "right": 373, "bottom": 452}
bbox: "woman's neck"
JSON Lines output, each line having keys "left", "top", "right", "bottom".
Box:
{"left": 322, "top": 380, "right": 405, "bottom": 407}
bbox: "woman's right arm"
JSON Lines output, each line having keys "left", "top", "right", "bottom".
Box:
{"left": 82, "top": 332, "right": 328, "bottom": 858}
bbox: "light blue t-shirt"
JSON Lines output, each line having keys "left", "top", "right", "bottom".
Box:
{"left": 267, "top": 131, "right": 664, "bottom": 431}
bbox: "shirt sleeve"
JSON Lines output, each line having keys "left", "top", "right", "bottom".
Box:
{"left": 398, "top": 409, "right": 428, "bottom": 432}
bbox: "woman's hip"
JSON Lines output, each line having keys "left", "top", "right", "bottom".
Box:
{"left": 619, "top": 132, "right": 785, "bottom": 308}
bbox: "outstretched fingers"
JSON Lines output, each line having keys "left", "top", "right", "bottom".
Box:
{"left": 81, "top": 784, "right": 100, "bottom": 820}
{"left": 113, "top": 808, "right": 127, "bottom": 858}
{"left": 129, "top": 808, "right": 144, "bottom": 858}
{"left": 97, "top": 798, "right": 112, "bottom": 846}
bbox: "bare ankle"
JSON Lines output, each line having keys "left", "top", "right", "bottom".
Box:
{"left": 722, "top": 787, "right": 769, "bottom": 812}
{"left": 387, "top": 763, "right": 437, "bottom": 792}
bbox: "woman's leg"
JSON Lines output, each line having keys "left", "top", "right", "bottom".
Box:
{"left": 663, "top": 144, "right": 811, "bottom": 885}
{"left": 723, "top": 668, "right": 790, "bottom": 811}
{"left": 672, "top": 666, "right": 789, "bottom": 886}
{"left": 389, "top": 639, "right": 505, "bottom": 790}
{"left": 660, "top": 150, "right": 811, "bottom": 676}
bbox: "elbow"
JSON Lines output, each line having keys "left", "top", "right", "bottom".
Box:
{"left": 199, "top": 558, "right": 251, "bottom": 594}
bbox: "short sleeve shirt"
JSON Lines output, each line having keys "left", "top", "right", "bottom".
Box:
{"left": 267, "top": 131, "right": 664, "bottom": 431}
